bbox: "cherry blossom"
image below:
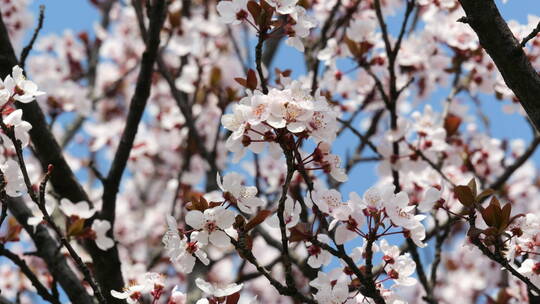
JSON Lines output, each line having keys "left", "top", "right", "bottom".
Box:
{"left": 2, "top": 1, "right": 540, "bottom": 303}
{"left": 162, "top": 215, "right": 209, "bottom": 273}
{"left": 1, "top": 109, "right": 32, "bottom": 148}
{"left": 1, "top": 159, "right": 26, "bottom": 197}
{"left": 111, "top": 272, "right": 164, "bottom": 303}
{"left": 217, "top": 172, "right": 264, "bottom": 214}
{"left": 186, "top": 206, "right": 235, "bottom": 247}
{"left": 59, "top": 198, "right": 96, "bottom": 219}
{"left": 2, "top": 65, "right": 45, "bottom": 103}
{"left": 216, "top": 0, "right": 249, "bottom": 25}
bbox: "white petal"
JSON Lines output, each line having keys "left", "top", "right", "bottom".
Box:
{"left": 209, "top": 230, "right": 231, "bottom": 247}
{"left": 186, "top": 210, "right": 204, "bottom": 229}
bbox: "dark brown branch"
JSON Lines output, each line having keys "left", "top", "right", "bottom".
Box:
{"left": 467, "top": 213, "right": 540, "bottom": 295}
{"left": 489, "top": 135, "right": 540, "bottom": 191}
{"left": 256, "top": 30, "right": 268, "bottom": 94}
{"left": 0, "top": 243, "right": 60, "bottom": 304}
{"left": 276, "top": 148, "right": 296, "bottom": 290}
{"left": 373, "top": 1, "right": 435, "bottom": 302}
{"left": 0, "top": 120, "right": 106, "bottom": 304}
{"left": 102, "top": 0, "right": 167, "bottom": 222}
{"left": 310, "top": 238, "right": 386, "bottom": 304}
{"left": 521, "top": 21, "right": 540, "bottom": 47}
{"left": 231, "top": 238, "right": 315, "bottom": 303}
{"left": 458, "top": 0, "right": 540, "bottom": 132}
{"left": 98, "top": 2, "right": 166, "bottom": 302}
{"left": 7, "top": 198, "right": 94, "bottom": 304}
{"left": 20, "top": 5, "right": 45, "bottom": 69}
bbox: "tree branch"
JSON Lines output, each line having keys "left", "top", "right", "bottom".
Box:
{"left": 0, "top": 243, "right": 60, "bottom": 304}
{"left": 458, "top": 0, "right": 540, "bottom": 132}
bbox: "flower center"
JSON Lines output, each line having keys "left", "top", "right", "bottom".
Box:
{"left": 205, "top": 220, "right": 218, "bottom": 232}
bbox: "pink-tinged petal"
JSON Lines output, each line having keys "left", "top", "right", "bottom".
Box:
{"left": 335, "top": 224, "right": 355, "bottom": 245}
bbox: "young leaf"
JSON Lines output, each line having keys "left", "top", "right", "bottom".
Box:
{"left": 226, "top": 292, "right": 241, "bottom": 304}
{"left": 246, "top": 69, "right": 258, "bottom": 91}
{"left": 467, "top": 178, "right": 478, "bottom": 197}
{"left": 67, "top": 218, "right": 86, "bottom": 237}
{"left": 476, "top": 188, "right": 495, "bottom": 202}
{"left": 247, "top": 1, "right": 261, "bottom": 26}
{"left": 245, "top": 210, "right": 272, "bottom": 232}
{"left": 289, "top": 223, "right": 312, "bottom": 242}
{"left": 500, "top": 203, "right": 512, "bottom": 231}
{"left": 234, "top": 77, "right": 247, "bottom": 88}
{"left": 454, "top": 185, "right": 475, "bottom": 207}
{"left": 444, "top": 114, "right": 462, "bottom": 137}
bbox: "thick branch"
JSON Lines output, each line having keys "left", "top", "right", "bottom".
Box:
{"left": 7, "top": 198, "right": 94, "bottom": 304}
{"left": 458, "top": 0, "right": 540, "bottom": 131}
{"left": 97, "top": 1, "right": 167, "bottom": 302}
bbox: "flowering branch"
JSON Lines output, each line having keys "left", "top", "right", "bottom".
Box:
{"left": 0, "top": 243, "right": 60, "bottom": 304}
{"left": 0, "top": 117, "right": 106, "bottom": 304}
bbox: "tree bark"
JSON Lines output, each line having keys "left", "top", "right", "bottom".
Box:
{"left": 458, "top": 0, "right": 540, "bottom": 131}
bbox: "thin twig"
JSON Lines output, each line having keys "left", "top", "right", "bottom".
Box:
{"left": 20, "top": 5, "right": 45, "bottom": 69}
{"left": 521, "top": 20, "right": 540, "bottom": 47}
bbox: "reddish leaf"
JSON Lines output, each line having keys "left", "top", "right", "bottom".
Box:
{"left": 210, "top": 67, "right": 222, "bottom": 86}
{"left": 234, "top": 77, "right": 247, "bottom": 88}
{"left": 476, "top": 189, "right": 495, "bottom": 202}
{"left": 467, "top": 178, "right": 478, "bottom": 197}
{"left": 281, "top": 69, "right": 292, "bottom": 77}
{"left": 454, "top": 185, "right": 475, "bottom": 207}
{"left": 289, "top": 223, "right": 312, "bottom": 243}
{"left": 444, "top": 114, "right": 462, "bottom": 137}
{"left": 259, "top": 0, "right": 274, "bottom": 29}
{"left": 247, "top": 1, "right": 261, "bottom": 26}
{"left": 168, "top": 10, "right": 182, "bottom": 28}
{"left": 226, "top": 292, "right": 241, "bottom": 304}
{"left": 246, "top": 69, "right": 258, "bottom": 91}
{"left": 500, "top": 202, "right": 512, "bottom": 230}
{"left": 344, "top": 37, "right": 360, "bottom": 58}
{"left": 245, "top": 210, "right": 272, "bottom": 232}
{"left": 481, "top": 204, "right": 497, "bottom": 227}
{"left": 3, "top": 217, "right": 22, "bottom": 242}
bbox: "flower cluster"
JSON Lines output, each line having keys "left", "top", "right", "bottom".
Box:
{"left": 222, "top": 80, "right": 346, "bottom": 180}
{"left": 217, "top": 0, "right": 317, "bottom": 52}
